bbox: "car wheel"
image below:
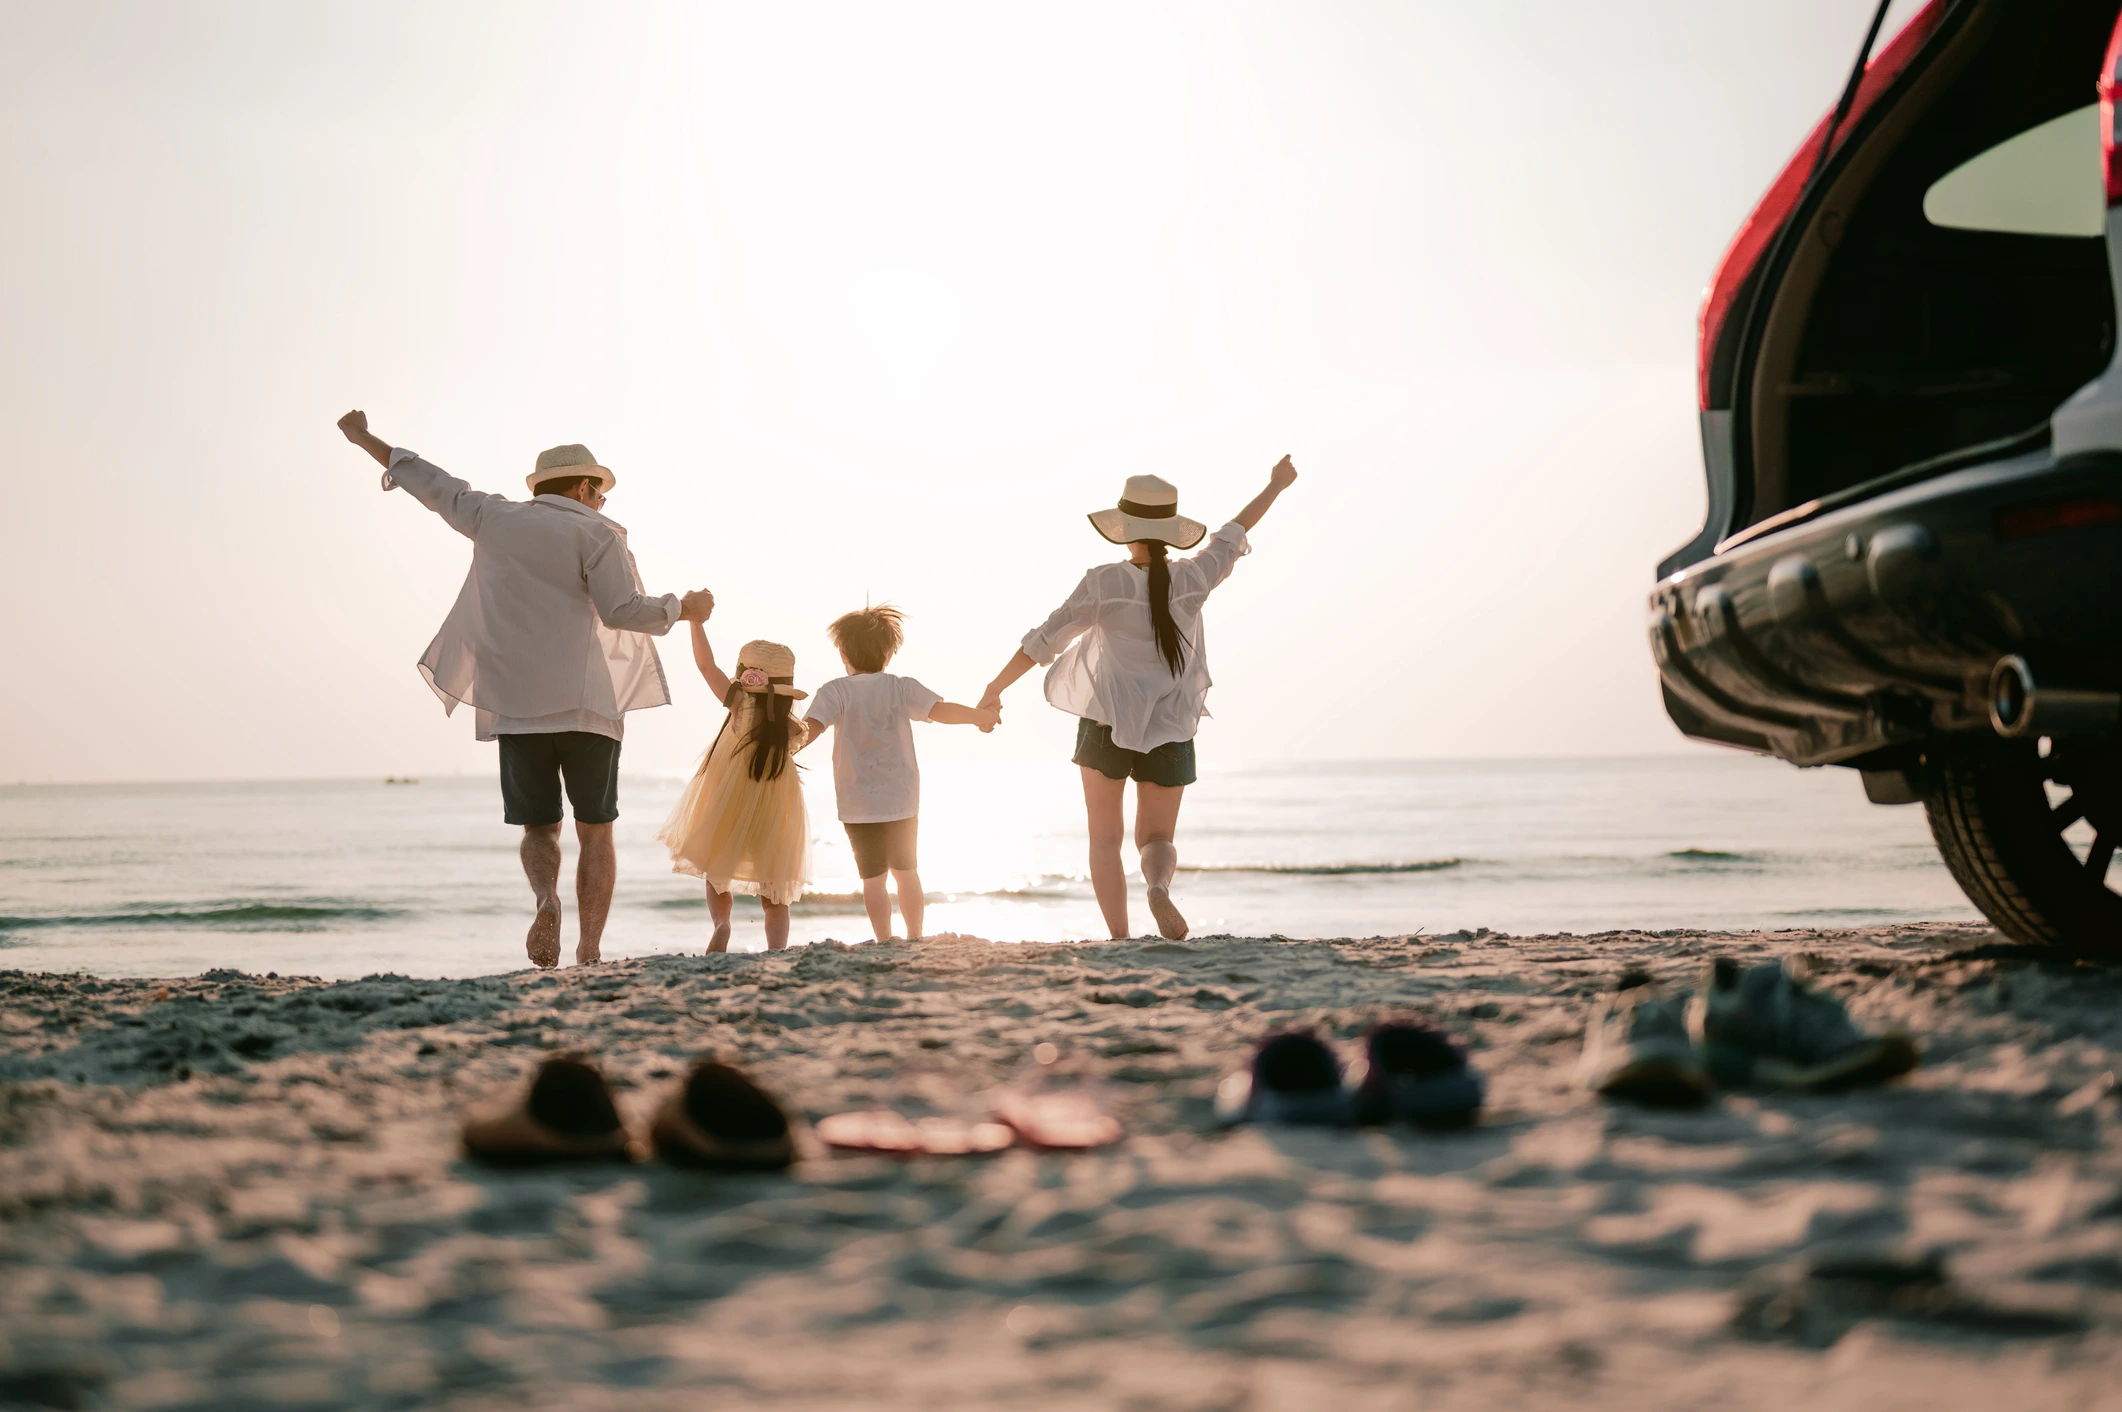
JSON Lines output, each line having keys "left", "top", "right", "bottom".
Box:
{"left": 1924, "top": 739, "right": 2122, "bottom": 956}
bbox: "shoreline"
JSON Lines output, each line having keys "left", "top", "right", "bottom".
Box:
{"left": 6, "top": 922, "right": 2121, "bottom": 1408}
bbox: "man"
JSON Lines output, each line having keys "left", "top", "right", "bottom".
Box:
{"left": 337, "top": 409, "right": 712, "bottom": 969}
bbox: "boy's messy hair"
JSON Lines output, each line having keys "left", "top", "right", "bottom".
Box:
{"left": 829, "top": 604, "right": 905, "bottom": 674}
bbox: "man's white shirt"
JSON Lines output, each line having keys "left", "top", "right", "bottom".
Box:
{"left": 385, "top": 448, "right": 681, "bottom": 741}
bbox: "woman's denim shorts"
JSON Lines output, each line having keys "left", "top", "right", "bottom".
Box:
{"left": 1072, "top": 718, "right": 1197, "bottom": 787}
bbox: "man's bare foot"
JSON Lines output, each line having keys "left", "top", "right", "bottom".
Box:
{"left": 574, "top": 943, "right": 602, "bottom": 966}
{"left": 708, "top": 922, "right": 731, "bottom": 954}
{"left": 527, "top": 904, "right": 562, "bottom": 969}
{"left": 1146, "top": 885, "right": 1188, "bottom": 941}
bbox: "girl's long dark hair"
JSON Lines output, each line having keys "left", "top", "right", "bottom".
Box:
{"left": 713, "top": 682, "right": 797, "bottom": 782}
{"left": 1141, "top": 540, "right": 1187, "bottom": 676}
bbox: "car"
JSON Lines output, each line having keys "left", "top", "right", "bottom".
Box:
{"left": 1651, "top": 0, "right": 2122, "bottom": 952}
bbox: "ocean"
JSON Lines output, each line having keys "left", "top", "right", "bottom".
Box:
{"left": 0, "top": 755, "right": 1980, "bottom": 979}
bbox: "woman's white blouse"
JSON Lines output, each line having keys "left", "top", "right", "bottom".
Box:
{"left": 1020, "top": 521, "right": 1251, "bottom": 753}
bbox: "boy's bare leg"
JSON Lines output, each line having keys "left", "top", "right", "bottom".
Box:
{"left": 1136, "top": 782, "right": 1187, "bottom": 940}
{"left": 860, "top": 875, "right": 893, "bottom": 942}
{"left": 892, "top": 868, "right": 924, "bottom": 940}
{"left": 574, "top": 821, "right": 616, "bottom": 964}
{"left": 521, "top": 823, "right": 564, "bottom": 968}
{"left": 706, "top": 885, "right": 734, "bottom": 952}
{"left": 1080, "top": 767, "right": 1130, "bottom": 938}
{"left": 763, "top": 901, "right": 791, "bottom": 951}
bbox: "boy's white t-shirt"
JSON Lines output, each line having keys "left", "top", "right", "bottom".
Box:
{"left": 803, "top": 672, "right": 945, "bottom": 823}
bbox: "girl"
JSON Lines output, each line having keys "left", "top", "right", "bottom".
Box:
{"left": 979, "top": 456, "right": 1299, "bottom": 941}
{"left": 658, "top": 632, "right": 812, "bottom": 951}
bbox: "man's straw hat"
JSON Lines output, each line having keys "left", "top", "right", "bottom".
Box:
{"left": 1087, "top": 474, "right": 1207, "bottom": 549}
{"left": 734, "top": 640, "right": 808, "bottom": 699}
{"left": 526, "top": 444, "right": 616, "bottom": 495}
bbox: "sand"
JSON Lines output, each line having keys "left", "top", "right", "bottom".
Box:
{"left": 6, "top": 923, "right": 2122, "bottom": 1410}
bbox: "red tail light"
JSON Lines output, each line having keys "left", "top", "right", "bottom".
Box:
{"left": 1995, "top": 495, "right": 2122, "bottom": 541}
{"left": 2104, "top": 18, "right": 2122, "bottom": 204}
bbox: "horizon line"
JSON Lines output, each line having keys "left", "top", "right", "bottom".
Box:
{"left": 2, "top": 746, "right": 1759, "bottom": 790}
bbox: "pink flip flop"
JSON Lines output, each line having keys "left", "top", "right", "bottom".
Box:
{"left": 988, "top": 1044, "right": 1122, "bottom": 1151}
{"left": 816, "top": 1109, "right": 1014, "bottom": 1157}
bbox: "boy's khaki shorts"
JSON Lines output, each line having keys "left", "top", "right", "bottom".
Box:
{"left": 845, "top": 817, "right": 918, "bottom": 879}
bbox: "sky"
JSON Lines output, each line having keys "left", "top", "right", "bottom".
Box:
{"left": 0, "top": 0, "right": 1930, "bottom": 784}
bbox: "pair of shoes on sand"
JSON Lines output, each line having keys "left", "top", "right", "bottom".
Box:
{"left": 462, "top": 1054, "right": 794, "bottom": 1170}
{"left": 1579, "top": 956, "right": 1920, "bottom": 1108}
{"left": 467, "top": 1047, "right": 1128, "bottom": 1167}
{"left": 818, "top": 1045, "right": 1123, "bottom": 1156}
{"left": 1215, "top": 1023, "right": 1485, "bottom": 1131}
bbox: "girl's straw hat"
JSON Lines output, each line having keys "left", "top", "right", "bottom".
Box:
{"left": 526, "top": 443, "right": 616, "bottom": 494}
{"left": 1087, "top": 475, "right": 1207, "bottom": 549}
{"left": 734, "top": 640, "right": 808, "bottom": 699}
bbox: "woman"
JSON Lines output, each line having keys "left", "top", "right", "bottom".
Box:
{"left": 980, "top": 455, "right": 1300, "bottom": 939}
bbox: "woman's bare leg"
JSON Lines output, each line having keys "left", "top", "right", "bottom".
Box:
{"left": 706, "top": 884, "right": 733, "bottom": 952}
{"left": 763, "top": 901, "right": 791, "bottom": 951}
{"left": 1081, "top": 766, "right": 1131, "bottom": 938}
{"left": 1135, "top": 781, "right": 1187, "bottom": 940}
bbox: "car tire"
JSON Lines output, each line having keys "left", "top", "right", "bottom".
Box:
{"left": 1924, "top": 740, "right": 2122, "bottom": 956}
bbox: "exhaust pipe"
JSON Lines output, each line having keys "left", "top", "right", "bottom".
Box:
{"left": 1988, "top": 655, "right": 2121, "bottom": 738}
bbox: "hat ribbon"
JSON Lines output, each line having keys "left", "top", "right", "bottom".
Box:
{"left": 1116, "top": 497, "right": 1178, "bottom": 519}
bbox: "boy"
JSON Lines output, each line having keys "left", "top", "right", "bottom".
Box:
{"left": 799, "top": 605, "right": 999, "bottom": 942}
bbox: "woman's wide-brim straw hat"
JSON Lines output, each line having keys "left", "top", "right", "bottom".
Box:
{"left": 736, "top": 640, "right": 809, "bottom": 699}
{"left": 1087, "top": 474, "right": 1206, "bottom": 549}
{"left": 526, "top": 443, "right": 616, "bottom": 495}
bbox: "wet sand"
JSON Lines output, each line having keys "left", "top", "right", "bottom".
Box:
{"left": 6, "top": 923, "right": 2122, "bottom": 1410}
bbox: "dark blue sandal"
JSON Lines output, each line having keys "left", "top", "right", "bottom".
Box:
{"left": 1352, "top": 1023, "right": 1484, "bottom": 1130}
{"left": 1215, "top": 1031, "right": 1351, "bottom": 1127}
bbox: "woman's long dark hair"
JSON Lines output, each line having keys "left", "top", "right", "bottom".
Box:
{"left": 1141, "top": 540, "right": 1188, "bottom": 676}
{"left": 710, "top": 681, "right": 797, "bottom": 782}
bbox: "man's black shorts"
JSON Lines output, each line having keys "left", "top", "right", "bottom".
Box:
{"left": 498, "top": 731, "right": 622, "bottom": 826}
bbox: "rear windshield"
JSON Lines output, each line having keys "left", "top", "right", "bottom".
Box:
{"left": 1924, "top": 104, "right": 2103, "bottom": 237}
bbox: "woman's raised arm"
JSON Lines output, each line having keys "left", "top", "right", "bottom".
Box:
{"left": 1232, "top": 455, "right": 1299, "bottom": 531}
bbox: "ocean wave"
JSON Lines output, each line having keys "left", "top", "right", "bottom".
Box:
{"left": 1774, "top": 906, "right": 1936, "bottom": 919}
{"left": 1666, "top": 848, "right": 1754, "bottom": 862}
{"left": 1178, "top": 859, "right": 1468, "bottom": 876}
{"left": 651, "top": 894, "right": 872, "bottom": 915}
{"left": 0, "top": 903, "right": 406, "bottom": 933}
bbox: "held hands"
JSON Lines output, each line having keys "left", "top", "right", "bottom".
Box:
{"left": 973, "top": 705, "right": 1002, "bottom": 734}
{"left": 679, "top": 589, "right": 715, "bottom": 623}
{"left": 1269, "top": 454, "right": 1298, "bottom": 491}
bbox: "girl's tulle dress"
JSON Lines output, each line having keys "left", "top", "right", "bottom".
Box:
{"left": 657, "top": 693, "right": 811, "bottom": 904}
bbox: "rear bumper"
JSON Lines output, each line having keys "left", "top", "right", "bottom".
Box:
{"left": 1649, "top": 446, "right": 2122, "bottom": 766}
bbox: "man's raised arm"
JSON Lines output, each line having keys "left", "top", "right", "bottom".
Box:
{"left": 337, "top": 408, "right": 495, "bottom": 540}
